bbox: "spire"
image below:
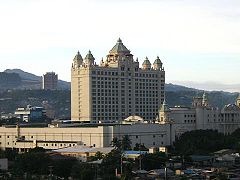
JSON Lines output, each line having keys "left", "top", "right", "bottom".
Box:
{"left": 117, "top": 38, "right": 122, "bottom": 43}
{"left": 160, "top": 98, "right": 171, "bottom": 112}
{"left": 202, "top": 91, "right": 209, "bottom": 107}
{"left": 236, "top": 93, "right": 240, "bottom": 107}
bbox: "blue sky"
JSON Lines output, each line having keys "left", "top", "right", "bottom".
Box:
{"left": 0, "top": 0, "right": 239, "bottom": 91}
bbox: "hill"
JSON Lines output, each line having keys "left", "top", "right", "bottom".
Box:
{"left": 165, "top": 83, "right": 197, "bottom": 92}
{"left": 0, "top": 72, "right": 22, "bottom": 90}
{"left": 2, "top": 69, "right": 70, "bottom": 90}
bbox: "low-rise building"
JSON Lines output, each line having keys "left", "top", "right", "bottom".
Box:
{"left": 52, "top": 146, "right": 114, "bottom": 162}
{"left": 15, "top": 105, "right": 46, "bottom": 122}
{"left": 157, "top": 93, "right": 240, "bottom": 140}
{"left": 0, "top": 122, "right": 170, "bottom": 152}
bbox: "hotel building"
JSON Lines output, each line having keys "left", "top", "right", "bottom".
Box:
{"left": 71, "top": 38, "right": 165, "bottom": 122}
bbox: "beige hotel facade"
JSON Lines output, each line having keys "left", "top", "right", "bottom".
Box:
{"left": 71, "top": 38, "right": 165, "bottom": 122}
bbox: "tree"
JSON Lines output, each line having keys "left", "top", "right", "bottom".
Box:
{"left": 141, "top": 152, "right": 167, "bottom": 171}
{"left": 71, "top": 163, "right": 95, "bottom": 180}
{"left": 133, "top": 143, "right": 148, "bottom": 151}
{"left": 112, "top": 137, "right": 121, "bottom": 149}
{"left": 121, "top": 135, "right": 132, "bottom": 151}
{"left": 173, "top": 130, "right": 235, "bottom": 155}
{"left": 52, "top": 158, "right": 77, "bottom": 179}
{"left": 13, "top": 150, "right": 51, "bottom": 176}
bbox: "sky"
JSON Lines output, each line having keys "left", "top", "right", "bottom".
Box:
{"left": 0, "top": 0, "right": 239, "bottom": 91}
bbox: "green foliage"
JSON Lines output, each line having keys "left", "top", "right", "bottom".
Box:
{"left": 121, "top": 135, "right": 132, "bottom": 151}
{"left": 0, "top": 89, "right": 70, "bottom": 119}
{"left": 0, "top": 149, "right": 18, "bottom": 161}
{"left": 71, "top": 163, "right": 95, "bottom": 180}
{"left": 13, "top": 150, "right": 51, "bottom": 176}
{"left": 111, "top": 136, "right": 132, "bottom": 151}
{"left": 173, "top": 130, "right": 236, "bottom": 155}
{"left": 142, "top": 152, "right": 167, "bottom": 170}
{"left": 52, "top": 158, "right": 77, "bottom": 178}
{"left": 133, "top": 143, "right": 148, "bottom": 151}
{"left": 112, "top": 137, "right": 121, "bottom": 149}
{"left": 102, "top": 149, "right": 121, "bottom": 176}
{"left": 166, "top": 91, "right": 238, "bottom": 109}
{"left": 0, "top": 72, "right": 22, "bottom": 88}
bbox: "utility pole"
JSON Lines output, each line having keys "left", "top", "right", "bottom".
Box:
{"left": 139, "top": 154, "right": 142, "bottom": 170}
{"left": 120, "top": 154, "right": 123, "bottom": 175}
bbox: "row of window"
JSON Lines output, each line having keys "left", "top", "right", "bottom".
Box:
{"left": 92, "top": 70, "right": 163, "bottom": 78}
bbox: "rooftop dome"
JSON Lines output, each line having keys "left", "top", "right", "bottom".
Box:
{"left": 153, "top": 56, "right": 162, "bottom": 65}
{"left": 73, "top": 51, "right": 83, "bottom": 61}
{"left": 85, "top": 50, "right": 95, "bottom": 60}
{"left": 142, "top": 57, "right": 151, "bottom": 65}
{"left": 109, "top": 38, "right": 130, "bottom": 54}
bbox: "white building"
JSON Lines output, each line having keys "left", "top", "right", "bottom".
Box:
{"left": 0, "top": 122, "right": 170, "bottom": 152}
{"left": 15, "top": 105, "right": 46, "bottom": 122}
{"left": 157, "top": 93, "right": 240, "bottom": 140}
{"left": 71, "top": 38, "right": 165, "bottom": 122}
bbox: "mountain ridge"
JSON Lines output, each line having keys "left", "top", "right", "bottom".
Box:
{"left": 2, "top": 69, "right": 70, "bottom": 90}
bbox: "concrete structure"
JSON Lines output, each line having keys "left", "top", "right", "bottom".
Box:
{"left": 157, "top": 93, "right": 240, "bottom": 139}
{"left": 0, "top": 122, "right": 170, "bottom": 152}
{"left": 71, "top": 38, "right": 165, "bottom": 122}
{"left": 42, "top": 72, "right": 58, "bottom": 90}
{"left": 15, "top": 105, "right": 46, "bottom": 122}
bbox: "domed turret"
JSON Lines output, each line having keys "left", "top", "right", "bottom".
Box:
{"left": 142, "top": 57, "right": 151, "bottom": 70}
{"left": 72, "top": 51, "right": 83, "bottom": 68}
{"left": 109, "top": 38, "right": 130, "bottom": 55}
{"left": 153, "top": 56, "right": 163, "bottom": 70}
{"left": 84, "top": 50, "right": 95, "bottom": 66}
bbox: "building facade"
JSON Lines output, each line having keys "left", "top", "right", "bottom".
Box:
{"left": 71, "top": 38, "right": 165, "bottom": 122}
{"left": 0, "top": 123, "right": 170, "bottom": 152}
{"left": 1, "top": 94, "right": 240, "bottom": 152}
{"left": 15, "top": 105, "right": 46, "bottom": 122}
{"left": 157, "top": 93, "right": 240, "bottom": 138}
{"left": 42, "top": 72, "right": 58, "bottom": 90}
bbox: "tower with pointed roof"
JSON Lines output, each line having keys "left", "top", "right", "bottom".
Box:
{"left": 72, "top": 51, "right": 83, "bottom": 69}
{"left": 153, "top": 56, "right": 163, "bottom": 70}
{"left": 236, "top": 93, "right": 240, "bottom": 108}
{"left": 156, "top": 100, "right": 171, "bottom": 124}
{"left": 71, "top": 38, "right": 165, "bottom": 122}
{"left": 202, "top": 92, "right": 209, "bottom": 107}
{"left": 142, "top": 57, "right": 151, "bottom": 70}
{"left": 84, "top": 50, "right": 95, "bottom": 66}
